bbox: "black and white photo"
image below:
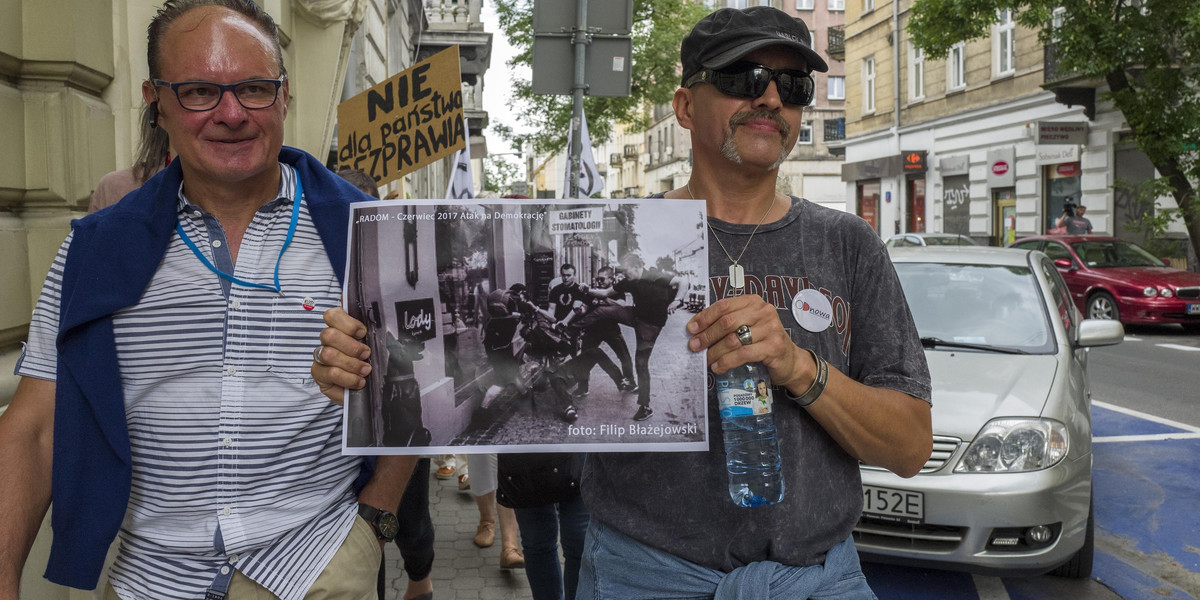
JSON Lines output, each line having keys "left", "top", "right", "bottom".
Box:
{"left": 342, "top": 199, "right": 709, "bottom": 455}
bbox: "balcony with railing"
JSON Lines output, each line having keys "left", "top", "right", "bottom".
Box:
{"left": 823, "top": 117, "right": 845, "bottom": 142}
{"left": 1042, "top": 42, "right": 1099, "bottom": 120}
{"left": 827, "top": 26, "right": 844, "bottom": 61}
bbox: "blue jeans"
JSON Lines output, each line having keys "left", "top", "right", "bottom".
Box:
{"left": 576, "top": 520, "right": 877, "bottom": 600}
{"left": 514, "top": 495, "right": 590, "bottom": 600}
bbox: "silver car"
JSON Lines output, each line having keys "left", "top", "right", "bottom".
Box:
{"left": 855, "top": 247, "right": 1124, "bottom": 578}
{"left": 884, "top": 233, "right": 979, "bottom": 248}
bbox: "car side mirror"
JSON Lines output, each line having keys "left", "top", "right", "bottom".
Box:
{"left": 1076, "top": 319, "right": 1124, "bottom": 348}
{"left": 1053, "top": 258, "right": 1075, "bottom": 271}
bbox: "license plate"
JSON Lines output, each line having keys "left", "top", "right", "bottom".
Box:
{"left": 862, "top": 485, "right": 924, "bottom": 524}
{"left": 1188, "top": 303, "right": 1200, "bottom": 315}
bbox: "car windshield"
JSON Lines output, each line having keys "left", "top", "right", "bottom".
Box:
{"left": 1069, "top": 240, "right": 1163, "bottom": 268}
{"left": 895, "top": 262, "right": 1053, "bottom": 353}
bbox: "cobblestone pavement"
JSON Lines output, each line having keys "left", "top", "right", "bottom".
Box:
{"left": 381, "top": 469, "right": 534, "bottom": 600}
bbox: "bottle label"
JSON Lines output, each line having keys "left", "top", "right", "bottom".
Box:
{"left": 717, "top": 376, "right": 774, "bottom": 418}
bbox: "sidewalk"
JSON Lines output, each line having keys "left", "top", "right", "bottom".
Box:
{"left": 380, "top": 469, "right": 534, "bottom": 600}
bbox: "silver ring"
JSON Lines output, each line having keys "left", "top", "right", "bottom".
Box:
{"left": 735, "top": 324, "right": 753, "bottom": 346}
{"left": 313, "top": 345, "right": 328, "bottom": 366}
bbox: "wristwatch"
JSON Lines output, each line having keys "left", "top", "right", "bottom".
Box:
{"left": 358, "top": 503, "right": 400, "bottom": 543}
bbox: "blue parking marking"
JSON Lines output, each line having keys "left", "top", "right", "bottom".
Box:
{"left": 1091, "top": 403, "right": 1200, "bottom": 600}
{"left": 1091, "top": 404, "right": 1190, "bottom": 438}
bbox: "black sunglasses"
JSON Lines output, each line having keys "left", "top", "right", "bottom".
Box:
{"left": 685, "top": 62, "right": 815, "bottom": 107}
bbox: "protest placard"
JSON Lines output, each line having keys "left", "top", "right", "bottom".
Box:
{"left": 341, "top": 198, "right": 710, "bottom": 455}
{"left": 336, "top": 46, "right": 466, "bottom": 186}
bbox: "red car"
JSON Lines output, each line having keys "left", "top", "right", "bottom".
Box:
{"left": 1008, "top": 236, "right": 1200, "bottom": 332}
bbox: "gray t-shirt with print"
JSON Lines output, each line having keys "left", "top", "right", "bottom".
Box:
{"left": 581, "top": 196, "right": 932, "bottom": 571}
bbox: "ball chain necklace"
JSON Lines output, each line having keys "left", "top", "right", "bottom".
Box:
{"left": 689, "top": 182, "right": 776, "bottom": 291}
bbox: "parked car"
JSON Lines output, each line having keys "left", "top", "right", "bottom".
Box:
{"left": 1008, "top": 235, "right": 1200, "bottom": 332}
{"left": 885, "top": 233, "right": 979, "bottom": 248}
{"left": 857, "top": 247, "right": 1124, "bottom": 578}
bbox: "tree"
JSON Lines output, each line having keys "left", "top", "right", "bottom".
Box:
{"left": 483, "top": 155, "right": 522, "bottom": 196}
{"left": 909, "top": 0, "right": 1200, "bottom": 260}
{"left": 492, "top": 0, "right": 709, "bottom": 155}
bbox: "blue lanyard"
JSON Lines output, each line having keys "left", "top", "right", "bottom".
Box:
{"left": 175, "top": 175, "right": 303, "bottom": 297}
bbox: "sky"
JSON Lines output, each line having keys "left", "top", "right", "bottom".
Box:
{"left": 480, "top": 2, "right": 530, "bottom": 157}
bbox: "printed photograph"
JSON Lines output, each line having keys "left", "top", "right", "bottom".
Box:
{"left": 342, "top": 198, "right": 710, "bottom": 455}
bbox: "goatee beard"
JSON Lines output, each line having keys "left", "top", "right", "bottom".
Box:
{"left": 719, "top": 110, "right": 791, "bottom": 170}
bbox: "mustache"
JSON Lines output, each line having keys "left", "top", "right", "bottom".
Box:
{"left": 728, "top": 110, "right": 790, "bottom": 138}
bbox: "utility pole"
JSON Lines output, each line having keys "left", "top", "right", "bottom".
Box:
{"left": 568, "top": 0, "right": 590, "bottom": 198}
{"left": 531, "top": 0, "right": 632, "bottom": 197}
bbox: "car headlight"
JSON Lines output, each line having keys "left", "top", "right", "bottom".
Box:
{"left": 1160, "top": 288, "right": 1174, "bottom": 298}
{"left": 1143, "top": 287, "right": 1156, "bottom": 297}
{"left": 954, "top": 418, "right": 1069, "bottom": 473}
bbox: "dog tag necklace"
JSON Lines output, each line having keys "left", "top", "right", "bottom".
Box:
{"left": 690, "top": 182, "right": 776, "bottom": 291}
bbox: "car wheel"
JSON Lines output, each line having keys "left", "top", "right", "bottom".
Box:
{"left": 1086, "top": 292, "right": 1120, "bottom": 321}
{"left": 1052, "top": 493, "right": 1094, "bottom": 578}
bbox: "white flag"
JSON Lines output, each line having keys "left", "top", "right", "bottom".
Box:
{"left": 445, "top": 117, "right": 474, "bottom": 199}
{"left": 563, "top": 113, "right": 605, "bottom": 198}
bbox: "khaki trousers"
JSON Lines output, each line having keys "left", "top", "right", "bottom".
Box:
{"left": 105, "top": 516, "right": 382, "bottom": 600}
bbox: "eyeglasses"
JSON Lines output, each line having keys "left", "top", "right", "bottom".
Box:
{"left": 685, "top": 62, "right": 814, "bottom": 107}
{"left": 152, "top": 76, "right": 287, "bottom": 111}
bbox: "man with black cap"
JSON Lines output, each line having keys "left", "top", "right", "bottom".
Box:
{"left": 573, "top": 7, "right": 933, "bottom": 598}
{"left": 309, "top": 6, "right": 932, "bottom": 599}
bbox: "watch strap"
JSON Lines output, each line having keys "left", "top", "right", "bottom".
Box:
{"left": 357, "top": 503, "right": 396, "bottom": 542}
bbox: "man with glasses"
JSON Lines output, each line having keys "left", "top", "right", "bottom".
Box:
{"left": 575, "top": 7, "right": 933, "bottom": 598}
{"left": 0, "top": 1, "right": 413, "bottom": 599}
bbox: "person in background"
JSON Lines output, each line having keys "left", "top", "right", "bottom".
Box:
{"left": 464, "top": 454, "right": 526, "bottom": 570}
{"left": 88, "top": 101, "right": 173, "bottom": 213}
{"left": 497, "top": 452, "right": 589, "bottom": 600}
{"left": 1055, "top": 203, "right": 1093, "bottom": 235}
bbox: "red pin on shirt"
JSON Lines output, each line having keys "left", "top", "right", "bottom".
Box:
{"left": 302, "top": 297, "right": 316, "bottom": 311}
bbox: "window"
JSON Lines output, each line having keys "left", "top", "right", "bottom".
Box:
{"left": 796, "top": 0, "right": 814, "bottom": 9}
{"left": 862, "top": 57, "right": 875, "bottom": 113}
{"left": 828, "top": 0, "right": 844, "bottom": 10}
{"left": 947, "top": 42, "right": 966, "bottom": 90}
{"left": 994, "top": 9, "right": 1016, "bottom": 76}
{"left": 798, "top": 120, "right": 814, "bottom": 144}
{"left": 864, "top": 0, "right": 874, "bottom": 11}
{"left": 908, "top": 45, "right": 924, "bottom": 101}
{"left": 828, "top": 75, "right": 845, "bottom": 100}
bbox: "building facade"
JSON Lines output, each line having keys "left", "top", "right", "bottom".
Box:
{"left": 838, "top": 0, "right": 1188, "bottom": 255}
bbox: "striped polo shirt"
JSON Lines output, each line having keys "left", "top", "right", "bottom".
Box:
{"left": 18, "top": 165, "right": 363, "bottom": 600}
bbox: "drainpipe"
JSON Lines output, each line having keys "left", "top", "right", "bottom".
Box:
{"left": 892, "top": 0, "right": 903, "bottom": 233}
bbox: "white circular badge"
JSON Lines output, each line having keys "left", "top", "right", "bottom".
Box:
{"left": 791, "top": 288, "right": 833, "bottom": 333}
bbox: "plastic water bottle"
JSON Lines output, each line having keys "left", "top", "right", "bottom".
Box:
{"left": 716, "top": 362, "right": 785, "bottom": 507}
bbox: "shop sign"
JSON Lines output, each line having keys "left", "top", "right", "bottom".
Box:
{"left": 1037, "top": 144, "right": 1080, "bottom": 165}
{"left": 901, "top": 151, "right": 927, "bottom": 172}
{"left": 1049, "top": 162, "right": 1082, "bottom": 179}
{"left": 939, "top": 155, "right": 970, "bottom": 176}
{"left": 1036, "top": 121, "right": 1088, "bottom": 145}
{"left": 987, "top": 147, "right": 1015, "bottom": 187}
